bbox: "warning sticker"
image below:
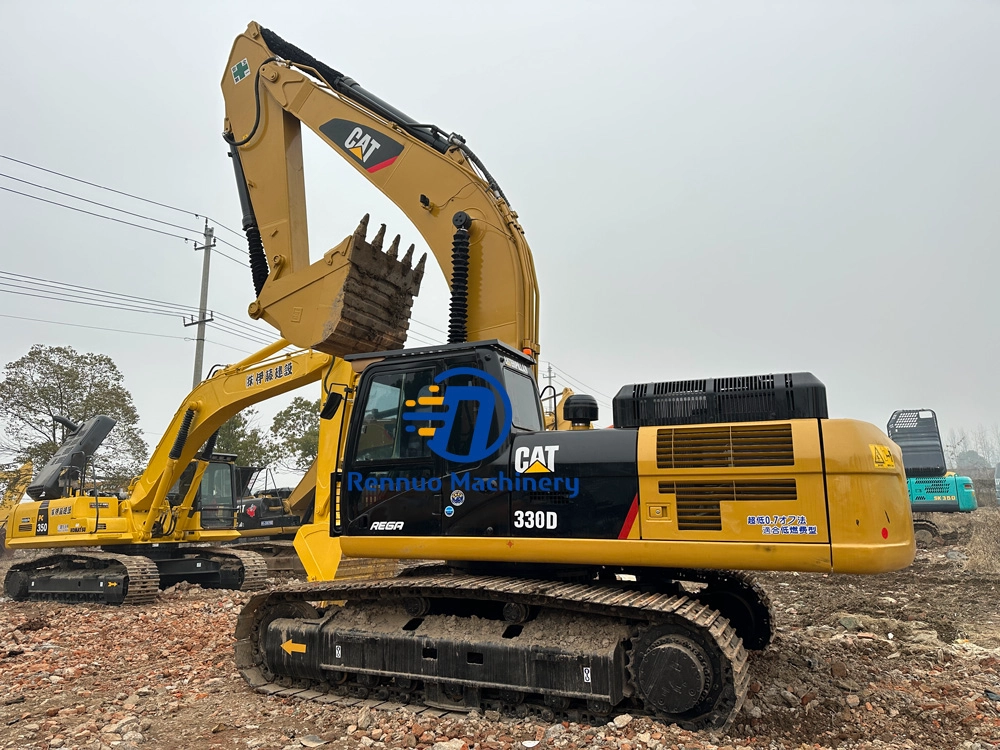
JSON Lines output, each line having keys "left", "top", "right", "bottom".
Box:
{"left": 869, "top": 444, "right": 895, "bottom": 469}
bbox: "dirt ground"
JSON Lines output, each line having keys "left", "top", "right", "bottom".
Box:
{"left": 1, "top": 511, "right": 998, "bottom": 750}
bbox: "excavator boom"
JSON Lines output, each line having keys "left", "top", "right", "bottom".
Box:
{"left": 222, "top": 22, "right": 539, "bottom": 358}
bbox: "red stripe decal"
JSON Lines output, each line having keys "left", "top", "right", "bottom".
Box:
{"left": 618, "top": 495, "right": 639, "bottom": 540}
{"left": 366, "top": 155, "right": 398, "bottom": 173}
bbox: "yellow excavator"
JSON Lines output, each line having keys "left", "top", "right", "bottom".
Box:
{"left": 2, "top": 234, "right": 421, "bottom": 601}
{"left": 216, "top": 23, "right": 915, "bottom": 731}
{"left": 0, "top": 462, "right": 32, "bottom": 556}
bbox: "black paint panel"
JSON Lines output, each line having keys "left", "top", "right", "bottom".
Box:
{"left": 508, "top": 430, "right": 638, "bottom": 539}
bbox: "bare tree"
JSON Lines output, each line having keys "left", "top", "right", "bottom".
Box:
{"left": 972, "top": 424, "right": 996, "bottom": 467}
{"left": 945, "top": 427, "right": 969, "bottom": 470}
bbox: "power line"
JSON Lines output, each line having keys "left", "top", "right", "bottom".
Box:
{"left": 205, "top": 245, "right": 249, "bottom": 268}
{"left": 0, "top": 153, "right": 246, "bottom": 240}
{"left": 0, "top": 312, "right": 257, "bottom": 357}
{"left": 410, "top": 318, "right": 448, "bottom": 336}
{"left": 0, "top": 312, "right": 190, "bottom": 341}
{"left": 0, "top": 184, "right": 250, "bottom": 269}
{"left": 204, "top": 339, "right": 257, "bottom": 355}
{"left": 0, "top": 185, "right": 200, "bottom": 243}
{"left": 212, "top": 310, "right": 278, "bottom": 338}
{"left": 0, "top": 171, "right": 204, "bottom": 236}
{"left": 0, "top": 270, "right": 266, "bottom": 336}
{"left": 206, "top": 320, "right": 277, "bottom": 347}
{"left": 0, "top": 271, "right": 277, "bottom": 348}
{"left": 214, "top": 235, "right": 249, "bottom": 254}
{"left": 0, "top": 283, "right": 193, "bottom": 320}
{"left": 0, "top": 278, "right": 197, "bottom": 318}
{"left": 406, "top": 329, "right": 445, "bottom": 346}
{"left": 547, "top": 362, "right": 615, "bottom": 402}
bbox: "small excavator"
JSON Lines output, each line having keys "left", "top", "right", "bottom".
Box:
{"left": 215, "top": 23, "right": 916, "bottom": 730}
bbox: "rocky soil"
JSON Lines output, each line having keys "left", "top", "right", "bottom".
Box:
{"left": 1, "top": 510, "right": 998, "bottom": 750}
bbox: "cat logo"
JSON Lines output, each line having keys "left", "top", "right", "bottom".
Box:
{"left": 514, "top": 445, "right": 559, "bottom": 474}
{"left": 319, "top": 118, "right": 405, "bottom": 174}
{"left": 344, "top": 127, "right": 381, "bottom": 163}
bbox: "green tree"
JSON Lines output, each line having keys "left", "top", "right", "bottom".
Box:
{"left": 215, "top": 406, "right": 279, "bottom": 468}
{"left": 270, "top": 397, "right": 320, "bottom": 470}
{"left": 0, "top": 344, "right": 147, "bottom": 490}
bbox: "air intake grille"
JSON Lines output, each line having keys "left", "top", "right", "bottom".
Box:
{"left": 911, "top": 479, "right": 950, "bottom": 493}
{"left": 659, "top": 479, "right": 797, "bottom": 530}
{"left": 613, "top": 372, "right": 827, "bottom": 428}
{"left": 656, "top": 424, "right": 794, "bottom": 469}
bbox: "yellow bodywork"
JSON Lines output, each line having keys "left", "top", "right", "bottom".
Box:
{"left": 340, "top": 419, "right": 914, "bottom": 575}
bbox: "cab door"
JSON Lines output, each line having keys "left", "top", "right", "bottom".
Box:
{"left": 342, "top": 364, "right": 445, "bottom": 536}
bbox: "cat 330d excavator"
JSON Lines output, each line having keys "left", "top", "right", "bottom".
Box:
{"left": 217, "top": 23, "right": 915, "bottom": 731}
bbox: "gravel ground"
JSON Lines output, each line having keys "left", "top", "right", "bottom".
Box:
{"left": 1, "top": 510, "right": 998, "bottom": 750}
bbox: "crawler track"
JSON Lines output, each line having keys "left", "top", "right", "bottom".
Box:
{"left": 235, "top": 572, "right": 750, "bottom": 730}
{"left": 664, "top": 569, "right": 775, "bottom": 651}
{"left": 205, "top": 548, "right": 269, "bottom": 591}
{"left": 3, "top": 551, "right": 160, "bottom": 605}
{"left": 912, "top": 518, "right": 941, "bottom": 546}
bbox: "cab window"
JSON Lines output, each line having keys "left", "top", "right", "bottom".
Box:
{"left": 355, "top": 369, "right": 435, "bottom": 462}
{"left": 504, "top": 368, "right": 543, "bottom": 432}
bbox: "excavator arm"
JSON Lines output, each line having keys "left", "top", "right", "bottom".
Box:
{"left": 222, "top": 22, "right": 540, "bottom": 359}
{"left": 123, "top": 341, "right": 334, "bottom": 530}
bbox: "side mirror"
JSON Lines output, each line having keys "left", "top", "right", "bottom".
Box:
{"left": 320, "top": 392, "right": 344, "bottom": 420}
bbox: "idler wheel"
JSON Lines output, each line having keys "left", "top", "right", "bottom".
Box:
{"left": 636, "top": 635, "right": 712, "bottom": 715}
{"left": 4, "top": 570, "right": 29, "bottom": 600}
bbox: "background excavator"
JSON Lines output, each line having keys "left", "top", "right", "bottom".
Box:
{"left": 2, "top": 246, "right": 420, "bottom": 602}
{"left": 217, "top": 23, "right": 916, "bottom": 731}
{"left": 0, "top": 462, "right": 32, "bottom": 556}
{"left": 886, "top": 408, "right": 978, "bottom": 544}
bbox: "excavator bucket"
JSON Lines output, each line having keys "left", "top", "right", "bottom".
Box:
{"left": 253, "top": 215, "right": 426, "bottom": 356}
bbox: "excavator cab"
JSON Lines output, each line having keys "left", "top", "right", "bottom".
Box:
{"left": 339, "top": 340, "right": 542, "bottom": 538}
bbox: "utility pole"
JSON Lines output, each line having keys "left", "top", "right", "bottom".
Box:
{"left": 184, "top": 219, "right": 215, "bottom": 388}
{"left": 543, "top": 362, "right": 556, "bottom": 415}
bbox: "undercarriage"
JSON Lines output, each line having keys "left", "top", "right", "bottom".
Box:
{"left": 235, "top": 566, "right": 771, "bottom": 730}
{"left": 3, "top": 546, "right": 268, "bottom": 605}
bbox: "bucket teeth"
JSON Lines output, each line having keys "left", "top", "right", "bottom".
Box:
{"left": 371, "top": 224, "right": 386, "bottom": 252}
{"left": 387, "top": 234, "right": 401, "bottom": 260}
{"left": 352, "top": 214, "right": 370, "bottom": 246}
{"left": 265, "top": 216, "right": 424, "bottom": 357}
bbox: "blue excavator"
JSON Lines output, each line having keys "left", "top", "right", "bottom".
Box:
{"left": 887, "top": 409, "right": 977, "bottom": 543}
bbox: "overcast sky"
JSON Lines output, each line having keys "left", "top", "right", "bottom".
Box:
{"left": 1, "top": 1, "right": 998, "bottom": 467}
